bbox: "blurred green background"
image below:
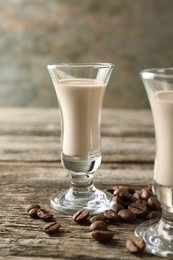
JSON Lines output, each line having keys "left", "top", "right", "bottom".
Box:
{"left": 0, "top": 0, "right": 172, "bottom": 108}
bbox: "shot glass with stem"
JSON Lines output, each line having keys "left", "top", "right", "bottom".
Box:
{"left": 136, "top": 68, "right": 173, "bottom": 258}
{"left": 47, "top": 63, "right": 114, "bottom": 215}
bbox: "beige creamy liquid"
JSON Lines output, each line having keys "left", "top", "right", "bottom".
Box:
{"left": 54, "top": 79, "right": 106, "bottom": 156}
{"left": 148, "top": 90, "right": 173, "bottom": 186}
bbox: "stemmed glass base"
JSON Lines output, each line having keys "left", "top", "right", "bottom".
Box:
{"left": 50, "top": 186, "right": 113, "bottom": 215}
{"left": 135, "top": 217, "right": 173, "bottom": 258}
{"left": 50, "top": 153, "right": 113, "bottom": 215}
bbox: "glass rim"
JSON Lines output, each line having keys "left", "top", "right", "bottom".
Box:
{"left": 140, "top": 67, "right": 173, "bottom": 79}
{"left": 47, "top": 62, "right": 115, "bottom": 70}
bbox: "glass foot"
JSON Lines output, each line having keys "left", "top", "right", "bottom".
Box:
{"left": 135, "top": 219, "right": 173, "bottom": 258}
{"left": 50, "top": 187, "right": 113, "bottom": 215}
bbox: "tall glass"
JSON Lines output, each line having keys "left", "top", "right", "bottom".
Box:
{"left": 47, "top": 63, "right": 114, "bottom": 215}
{"left": 136, "top": 68, "right": 173, "bottom": 257}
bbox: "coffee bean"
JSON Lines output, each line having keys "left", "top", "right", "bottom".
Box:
{"left": 126, "top": 236, "right": 145, "bottom": 254}
{"left": 37, "top": 208, "right": 53, "bottom": 221}
{"left": 27, "top": 204, "right": 41, "bottom": 218}
{"left": 141, "top": 187, "right": 153, "bottom": 200}
{"left": 106, "top": 188, "right": 114, "bottom": 194}
{"left": 113, "top": 195, "right": 123, "bottom": 205}
{"left": 147, "top": 197, "right": 161, "bottom": 211}
{"left": 113, "top": 185, "right": 129, "bottom": 196}
{"left": 111, "top": 203, "right": 124, "bottom": 213}
{"left": 89, "top": 221, "right": 108, "bottom": 231}
{"left": 27, "top": 204, "right": 41, "bottom": 213}
{"left": 73, "top": 209, "right": 89, "bottom": 223}
{"left": 89, "top": 214, "right": 107, "bottom": 224}
{"left": 91, "top": 230, "right": 114, "bottom": 243}
{"left": 147, "top": 211, "right": 161, "bottom": 220}
{"left": 118, "top": 209, "right": 136, "bottom": 222}
{"left": 118, "top": 190, "right": 132, "bottom": 207}
{"left": 103, "top": 209, "right": 120, "bottom": 223}
{"left": 43, "top": 221, "right": 60, "bottom": 235}
{"left": 128, "top": 200, "right": 148, "bottom": 219}
{"left": 147, "top": 184, "right": 152, "bottom": 189}
{"left": 128, "top": 187, "right": 135, "bottom": 195}
{"left": 113, "top": 185, "right": 135, "bottom": 196}
{"left": 132, "top": 192, "right": 141, "bottom": 201}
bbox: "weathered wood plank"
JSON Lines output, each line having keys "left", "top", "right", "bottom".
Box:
{"left": 0, "top": 108, "right": 154, "bottom": 137}
{"left": 0, "top": 135, "right": 155, "bottom": 162}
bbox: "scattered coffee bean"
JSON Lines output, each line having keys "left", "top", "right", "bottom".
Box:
{"left": 89, "top": 214, "right": 107, "bottom": 224}
{"left": 91, "top": 230, "right": 114, "bottom": 243}
{"left": 111, "top": 203, "right": 124, "bottom": 213}
{"left": 106, "top": 188, "right": 114, "bottom": 194}
{"left": 89, "top": 221, "right": 108, "bottom": 231}
{"left": 118, "top": 190, "right": 132, "bottom": 207}
{"left": 132, "top": 192, "right": 141, "bottom": 201}
{"left": 128, "top": 200, "right": 148, "bottom": 219}
{"left": 27, "top": 204, "right": 41, "bottom": 213}
{"left": 147, "top": 211, "right": 161, "bottom": 220}
{"left": 147, "top": 196, "right": 161, "bottom": 211}
{"left": 113, "top": 195, "right": 122, "bottom": 205}
{"left": 37, "top": 208, "right": 53, "bottom": 221}
{"left": 103, "top": 209, "right": 120, "bottom": 223}
{"left": 118, "top": 209, "right": 136, "bottom": 223}
{"left": 127, "top": 187, "right": 135, "bottom": 195}
{"left": 113, "top": 185, "right": 135, "bottom": 196}
{"left": 27, "top": 204, "right": 41, "bottom": 218}
{"left": 43, "top": 221, "right": 61, "bottom": 235}
{"left": 126, "top": 236, "right": 145, "bottom": 254}
{"left": 73, "top": 209, "right": 89, "bottom": 223}
{"left": 141, "top": 187, "right": 153, "bottom": 200}
{"left": 113, "top": 185, "right": 129, "bottom": 196}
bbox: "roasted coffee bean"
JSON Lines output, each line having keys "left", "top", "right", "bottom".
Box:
{"left": 113, "top": 185, "right": 129, "bottom": 196}
{"left": 118, "top": 209, "right": 136, "bottom": 223}
{"left": 27, "top": 204, "right": 41, "bottom": 218}
{"left": 111, "top": 203, "right": 124, "bottom": 213}
{"left": 128, "top": 187, "right": 135, "bottom": 195}
{"left": 43, "top": 221, "right": 61, "bottom": 235}
{"left": 132, "top": 192, "right": 141, "bottom": 201}
{"left": 27, "top": 204, "right": 41, "bottom": 213}
{"left": 37, "top": 208, "right": 53, "bottom": 221}
{"left": 148, "top": 184, "right": 152, "bottom": 190}
{"left": 126, "top": 236, "right": 145, "bottom": 254}
{"left": 89, "top": 214, "right": 107, "bottom": 224}
{"left": 73, "top": 209, "right": 89, "bottom": 223}
{"left": 89, "top": 221, "right": 108, "bottom": 231}
{"left": 118, "top": 190, "right": 132, "bottom": 207}
{"left": 103, "top": 209, "right": 120, "bottom": 223}
{"left": 113, "top": 185, "right": 135, "bottom": 196}
{"left": 106, "top": 188, "right": 114, "bottom": 194}
{"left": 147, "top": 196, "right": 161, "bottom": 211}
{"left": 91, "top": 230, "right": 114, "bottom": 243}
{"left": 141, "top": 187, "right": 153, "bottom": 200}
{"left": 113, "top": 195, "right": 122, "bottom": 205}
{"left": 28, "top": 208, "right": 40, "bottom": 218}
{"left": 147, "top": 211, "right": 161, "bottom": 220}
{"left": 128, "top": 200, "right": 148, "bottom": 219}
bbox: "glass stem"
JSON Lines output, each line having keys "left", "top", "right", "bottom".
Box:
{"left": 69, "top": 171, "right": 96, "bottom": 196}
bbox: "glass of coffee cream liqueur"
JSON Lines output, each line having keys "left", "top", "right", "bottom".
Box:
{"left": 135, "top": 68, "right": 173, "bottom": 258}
{"left": 47, "top": 63, "right": 114, "bottom": 215}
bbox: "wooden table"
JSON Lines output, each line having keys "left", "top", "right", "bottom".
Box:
{"left": 0, "top": 108, "right": 166, "bottom": 260}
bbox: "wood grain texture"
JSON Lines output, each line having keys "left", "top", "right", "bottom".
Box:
{"left": 0, "top": 108, "right": 164, "bottom": 260}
